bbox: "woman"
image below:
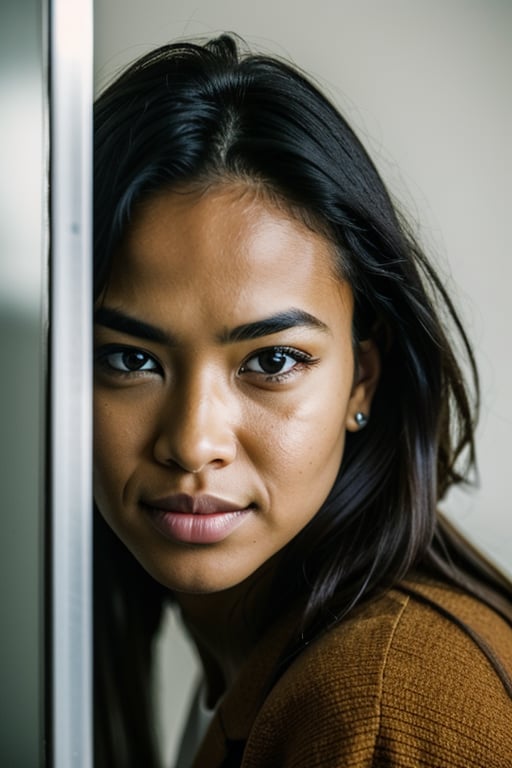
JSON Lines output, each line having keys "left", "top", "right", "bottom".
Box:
{"left": 93, "top": 34, "right": 512, "bottom": 767}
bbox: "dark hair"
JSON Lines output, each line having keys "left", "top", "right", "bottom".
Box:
{"left": 93, "top": 34, "right": 512, "bottom": 766}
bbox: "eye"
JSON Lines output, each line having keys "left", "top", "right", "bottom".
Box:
{"left": 96, "top": 345, "right": 160, "bottom": 374}
{"left": 240, "top": 346, "right": 315, "bottom": 380}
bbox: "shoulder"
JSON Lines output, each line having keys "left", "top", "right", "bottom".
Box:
{"left": 243, "top": 580, "right": 512, "bottom": 768}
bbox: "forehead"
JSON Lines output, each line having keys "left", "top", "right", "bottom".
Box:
{"left": 105, "top": 184, "right": 352, "bottom": 330}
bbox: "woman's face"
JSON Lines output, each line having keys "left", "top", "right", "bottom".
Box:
{"left": 93, "top": 185, "right": 378, "bottom": 593}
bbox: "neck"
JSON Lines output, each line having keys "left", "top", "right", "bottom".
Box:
{"left": 176, "top": 559, "right": 277, "bottom": 704}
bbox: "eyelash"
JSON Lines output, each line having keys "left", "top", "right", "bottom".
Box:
{"left": 239, "top": 346, "right": 317, "bottom": 383}
{"left": 94, "top": 345, "right": 162, "bottom": 378}
{"left": 94, "top": 344, "right": 317, "bottom": 384}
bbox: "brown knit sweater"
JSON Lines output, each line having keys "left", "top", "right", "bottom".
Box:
{"left": 190, "top": 579, "right": 512, "bottom": 767}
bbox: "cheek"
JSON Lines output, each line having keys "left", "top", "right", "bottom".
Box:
{"left": 245, "top": 380, "right": 348, "bottom": 508}
{"left": 277, "top": 374, "right": 350, "bottom": 462}
{"left": 93, "top": 394, "right": 142, "bottom": 505}
{"left": 94, "top": 387, "right": 157, "bottom": 456}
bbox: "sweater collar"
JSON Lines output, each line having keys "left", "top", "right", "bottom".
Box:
{"left": 191, "top": 605, "right": 301, "bottom": 768}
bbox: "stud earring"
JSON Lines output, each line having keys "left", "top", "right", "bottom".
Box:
{"left": 354, "top": 411, "right": 368, "bottom": 429}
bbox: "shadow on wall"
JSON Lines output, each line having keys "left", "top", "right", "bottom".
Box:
{"left": 0, "top": 305, "right": 43, "bottom": 766}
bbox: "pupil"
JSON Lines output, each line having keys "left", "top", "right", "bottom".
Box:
{"left": 123, "top": 351, "right": 147, "bottom": 370}
{"left": 259, "top": 350, "right": 285, "bottom": 374}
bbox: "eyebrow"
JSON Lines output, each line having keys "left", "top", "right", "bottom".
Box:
{"left": 94, "top": 307, "right": 174, "bottom": 345}
{"left": 219, "top": 309, "right": 329, "bottom": 342}
{"left": 94, "top": 306, "right": 329, "bottom": 345}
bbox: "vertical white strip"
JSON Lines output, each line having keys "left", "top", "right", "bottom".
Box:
{"left": 50, "top": 0, "right": 93, "bottom": 765}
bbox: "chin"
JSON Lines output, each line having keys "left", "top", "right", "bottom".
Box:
{"left": 143, "top": 558, "right": 258, "bottom": 596}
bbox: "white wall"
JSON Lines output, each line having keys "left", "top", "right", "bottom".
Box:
{"left": 94, "top": 1, "right": 512, "bottom": 760}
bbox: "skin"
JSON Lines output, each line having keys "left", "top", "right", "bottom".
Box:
{"left": 93, "top": 183, "right": 380, "bottom": 689}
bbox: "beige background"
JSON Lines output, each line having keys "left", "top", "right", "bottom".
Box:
{"left": 94, "top": 0, "right": 512, "bottom": 575}
{"left": 92, "top": 1, "right": 512, "bottom": 761}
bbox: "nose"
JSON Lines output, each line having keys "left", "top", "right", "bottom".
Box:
{"left": 152, "top": 372, "right": 237, "bottom": 474}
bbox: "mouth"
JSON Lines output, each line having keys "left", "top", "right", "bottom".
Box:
{"left": 141, "top": 494, "right": 255, "bottom": 545}
{"left": 142, "top": 493, "right": 249, "bottom": 515}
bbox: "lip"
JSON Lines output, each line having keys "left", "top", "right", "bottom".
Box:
{"left": 141, "top": 494, "right": 254, "bottom": 544}
{"left": 143, "top": 493, "right": 245, "bottom": 515}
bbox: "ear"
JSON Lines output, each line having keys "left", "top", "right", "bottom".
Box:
{"left": 345, "top": 339, "right": 381, "bottom": 432}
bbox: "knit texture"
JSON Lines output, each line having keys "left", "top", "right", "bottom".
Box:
{"left": 191, "top": 580, "right": 512, "bottom": 768}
